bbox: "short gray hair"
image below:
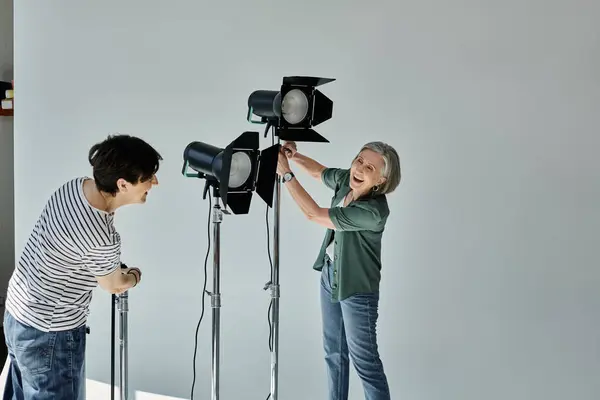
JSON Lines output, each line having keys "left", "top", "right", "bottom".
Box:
{"left": 357, "top": 141, "right": 401, "bottom": 195}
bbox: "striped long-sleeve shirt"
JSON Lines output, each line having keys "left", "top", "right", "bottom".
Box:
{"left": 5, "top": 177, "right": 121, "bottom": 332}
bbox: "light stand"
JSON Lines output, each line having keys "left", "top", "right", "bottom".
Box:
{"left": 111, "top": 265, "right": 130, "bottom": 400}
{"left": 118, "top": 291, "right": 129, "bottom": 399}
{"left": 111, "top": 294, "right": 115, "bottom": 400}
{"left": 204, "top": 177, "right": 224, "bottom": 400}
{"left": 247, "top": 76, "right": 335, "bottom": 400}
{"left": 182, "top": 131, "right": 279, "bottom": 400}
{"left": 264, "top": 125, "right": 281, "bottom": 400}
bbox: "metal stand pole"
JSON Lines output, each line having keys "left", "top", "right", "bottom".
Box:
{"left": 208, "top": 193, "right": 223, "bottom": 400}
{"left": 269, "top": 131, "right": 281, "bottom": 400}
{"left": 117, "top": 291, "right": 129, "bottom": 400}
{"left": 111, "top": 294, "right": 116, "bottom": 400}
{"left": 110, "top": 264, "right": 131, "bottom": 400}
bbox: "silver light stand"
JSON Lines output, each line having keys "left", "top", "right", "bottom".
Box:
{"left": 266, "top": 126, "right": 281, "bottom": 400}
{"left": 209, "top": 192, "right": 223, "bottom": 400}
{"left": 183, "top": 142, "right": 257, "bottom": 400}
{"left": 111, "top": 266, "right": 130, "bottom": 400}
{"left": 249, "top": 75, "right": 336, "bottom": 400}
{"left": 202, "top": 177, "right": 225, "bottom": 400}
{"left": 118, "top": 291, "right": 129, "bottom": 400}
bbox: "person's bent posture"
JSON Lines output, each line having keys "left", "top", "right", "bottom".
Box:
{"left": 277, "top": 140, "right": 401, "bottom": 400}
{"left": 3, "top": 134, "right": 162, "bottom": 400}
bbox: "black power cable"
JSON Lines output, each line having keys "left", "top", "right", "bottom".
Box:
{"left": 265, "top": 203, "right": 274, "bottom": 400}
{"left": 190, "top": 194, "right": 212, "bottom": 400}
{"left": 266, "top": 204, "right": 274, "bottom": 351}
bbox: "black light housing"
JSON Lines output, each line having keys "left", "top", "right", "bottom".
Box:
{"left": 247, "top": 76, "right": 335, "bottom": 142}
{"left": 182, "top": 131, "right": 279, "bottom": 215}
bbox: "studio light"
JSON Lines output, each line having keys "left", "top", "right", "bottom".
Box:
{"left": 181, "top": 131, "right": 279, "bottom": 400}
{"left": 247, "top": 76, "right": 335, "bottom": 142}
{"left": 246, "top": 75, "right": 336, "bottom": 400}
{"left": 181, "top": 131, "right": 279, "bottom": 215}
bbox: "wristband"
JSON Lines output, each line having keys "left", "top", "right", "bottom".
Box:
{"left": 127, "top": 270, "right": 138, "bottom": 287}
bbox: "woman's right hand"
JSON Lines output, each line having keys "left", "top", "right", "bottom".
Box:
{"left": 282, "top": 141, "right": 297, "bottom": 158}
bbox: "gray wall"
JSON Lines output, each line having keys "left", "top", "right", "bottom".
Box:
{"left": 13, "top": 1, "right": 600, "bottom": 399}
{"left": 0, "top": 0, "right": 13, "bottom": 319}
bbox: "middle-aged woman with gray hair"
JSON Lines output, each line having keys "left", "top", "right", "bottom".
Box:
{"left": 276, "top": 140, "right": 401, "bottom": 400}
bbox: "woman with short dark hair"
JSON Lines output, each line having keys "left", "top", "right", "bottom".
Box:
{"left": 3, "top": 134, "right": 162, "bottom": 399}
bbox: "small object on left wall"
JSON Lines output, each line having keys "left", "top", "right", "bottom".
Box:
{"left": 1, "top": 99, "right": 13, "bottom": 110}
{"left": 0, "top": 80, "right": 14, "bottom": 116}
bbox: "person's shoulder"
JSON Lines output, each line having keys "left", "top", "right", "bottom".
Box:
{"left": 321, "top": 167, "right": 350, "bottom": 190}
{"left": 53, "top": 177, "right": 86, "bottom": 195}
{"left": 38, "top": 178, "right": 83, "bottom": 208}
{"left": 356, "top": 194, "right": 390, "bottom": 220}
{"left": 334, "top": 168, "right": 351, "bottom": 184}
{"left": 52, "top": 177, "right": 107, "bottom": 221}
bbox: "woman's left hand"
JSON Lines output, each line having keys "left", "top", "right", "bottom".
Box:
{"left": 277, "top": 149, "right": 291, "bottom": 176}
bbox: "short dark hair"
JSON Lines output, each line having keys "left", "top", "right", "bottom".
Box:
{"left": 88, "top": 134, "right": 163, "bottom": 195}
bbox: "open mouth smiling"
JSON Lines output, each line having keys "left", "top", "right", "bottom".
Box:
{"left": 352, "top": 175, "right": 364, "bottom": 184}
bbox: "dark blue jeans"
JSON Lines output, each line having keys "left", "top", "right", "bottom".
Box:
{"left": 2, "top": 311, "right": 86, "bottom": 400}
{"left": 320, "top": 260, "right": 391, "bottom": 400}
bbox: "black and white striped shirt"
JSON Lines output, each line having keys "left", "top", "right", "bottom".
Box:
{"left": 5, "top": 177, "right": 121, "bottom": 332}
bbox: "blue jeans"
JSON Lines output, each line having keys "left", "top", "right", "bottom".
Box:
{"left": 320, "top": 260, "right": 391, "bottom": 400}
{"left": 2, "top": 311, "right": 86, "bottom": 400}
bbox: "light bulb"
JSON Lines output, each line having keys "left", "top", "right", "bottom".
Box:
{"left": 281, "top": 89, "right": 309, "bottom": 124}
{"left": 228, "top": 151, "right": 252, "bottom": 188}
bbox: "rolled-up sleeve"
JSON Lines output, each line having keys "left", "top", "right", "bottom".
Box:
{"left": 321, "top": 168, "right": 349, "bottom": 191}
{"left": 328, "top": 203, "right": 384, "bottom": 232}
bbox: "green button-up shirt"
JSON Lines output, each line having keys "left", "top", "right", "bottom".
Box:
{"left": 312, "top": 167, "right": 390, "bottom": 302}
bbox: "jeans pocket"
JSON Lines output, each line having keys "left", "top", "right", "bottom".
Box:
{"left": 14, "top": 328, "right": 57, "bottom": 375}
{"left": 320, "top": 262, "right": 332, "bottom": 289}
